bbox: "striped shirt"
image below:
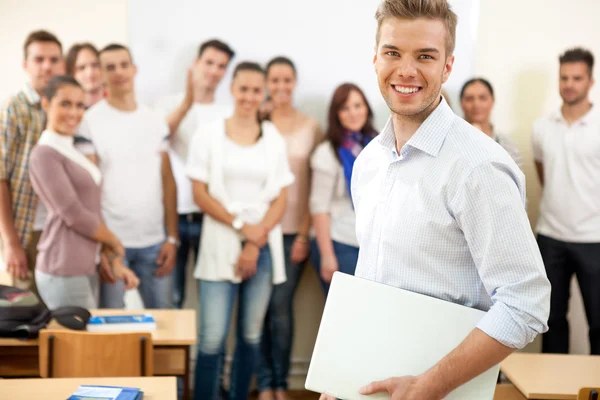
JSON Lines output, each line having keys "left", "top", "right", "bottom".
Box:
{"left": 0, "top": 85, "right": 45, "bottom": 248}
{"left": 351, "top": 98, "right": 550, "bottom": 349}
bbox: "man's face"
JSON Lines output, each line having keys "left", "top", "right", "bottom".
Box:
{"left": 559, "top": 62, "right": 594, "bottom": 106}
{"left": 23, "top": 41, "right": 64, "bottom": 93}
{"left": 374, "top": 17, "right": 454, "bottom": 118}
{"left": 99, "top": 49, "right": 136, "bottom": 95}
{"left": 194, "top": 47, "right": 231, "bottom": 91}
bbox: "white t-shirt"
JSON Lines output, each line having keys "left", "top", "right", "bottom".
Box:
{"left": 32, "top": 201, "right": 47, "bottom": 231}
{"left": 532, "top": 106, "right": 600, "bottom": 242}
{"left": 222, "top": 136, "right": 269, "bottom": 224}
{"left": 79, "top": 100, "right": 169, "bottom": 248}
{"left": 155, "top": 94, "right": 232, "bottom": 214}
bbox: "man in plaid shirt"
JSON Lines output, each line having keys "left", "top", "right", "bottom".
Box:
{"left": 0, "top": 30, "right": 64, "bottom": 292}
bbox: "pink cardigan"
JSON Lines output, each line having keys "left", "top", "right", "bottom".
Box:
{"left": 29, "top": 145, "right": 102, "bottom": 276}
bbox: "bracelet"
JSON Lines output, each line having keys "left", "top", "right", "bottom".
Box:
{"left": 295, "top": 234, "right": 310, "bottom": 244}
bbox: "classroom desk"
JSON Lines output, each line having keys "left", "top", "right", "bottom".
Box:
{"left": 0, "top": 376, "right": 177, "bottom": 400}
{"left": 500, "top": 353, "right": 600, "bottom": 399}
{"left": 0, "top": 309, "right": 195, "bottom": 399}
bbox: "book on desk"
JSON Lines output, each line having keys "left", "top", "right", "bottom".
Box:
{"left": 86, "top": 314, "right": 156, "bottom": 333}
{"left": 67, "top": 385, "right": 143, "bottom": 399}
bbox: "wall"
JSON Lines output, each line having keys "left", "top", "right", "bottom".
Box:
{"left": 1, "top": 0, "right": 598, "bottom": 387}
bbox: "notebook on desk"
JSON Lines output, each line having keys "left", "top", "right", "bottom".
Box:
{"left": 305, "top": 272, "right": 500, "bottom": 400}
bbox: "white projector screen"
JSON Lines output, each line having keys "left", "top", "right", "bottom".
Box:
{"left": 129, "top": 0, "right": 479, "bottom": 129}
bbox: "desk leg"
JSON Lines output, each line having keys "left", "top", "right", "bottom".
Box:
{"left": 184, "top": 345, "right": 191, "bottom": 400}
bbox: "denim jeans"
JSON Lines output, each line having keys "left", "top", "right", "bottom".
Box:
{"left": 258, "top": 234, "right": 307, "bottom": 391}
{"left": 99, "top": 241, "right": 173, "bottom": 309}
{"left": 193, "top": 245, "right": 273, "bottom": 400}
{"left": 310, "top": 239, "right": 359, "bottom": 295}
{"left": 173, "top": 213, "right": 203, "bottom": 309}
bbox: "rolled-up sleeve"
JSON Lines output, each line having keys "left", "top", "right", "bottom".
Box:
{"left": 29, "top": 147, "right": 101, "bottom": 237}
{"left": 452, "top": 162, "right": 551, "bottom": 349}
{"left": 309, "top": 144, "right": 337, "bottom": 214}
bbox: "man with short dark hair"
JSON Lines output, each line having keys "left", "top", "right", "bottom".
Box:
{"left": 158, "top": 38, "right": 235, "bottom": 309}
{"left": 533, "top": 47, "right": 600, "bottom": 355}
{"left": 79, "top": 43, "right": 178, "bottom": 309}
{"left": 0, "top": 30, "right": 63, "bottom": 292}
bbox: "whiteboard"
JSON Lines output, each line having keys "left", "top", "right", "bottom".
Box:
{"left": 128, "top": 0, "right": 480, "bottom": 129}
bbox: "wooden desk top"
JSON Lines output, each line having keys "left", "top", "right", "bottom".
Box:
{"left": 0, "top": 376, "right": 176, "bottom": 400}
{"left": 0, "top": 309, "right": 196, "bottom": 347}
{"left": 501, "top": 353, "right": 600, "bottom": 399}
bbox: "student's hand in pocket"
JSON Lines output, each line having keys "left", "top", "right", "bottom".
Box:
{"left": 236, "top": 243, "right": 260, "bottom": 280}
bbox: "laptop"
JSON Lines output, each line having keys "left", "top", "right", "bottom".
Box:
{"left": 305, "top": 272, "right": 500, "bottom": 399}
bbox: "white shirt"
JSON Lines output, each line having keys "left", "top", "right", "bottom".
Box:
{"left": 155, "top": 94, "right": 232, "bottom": 214}
{"left": 309, "top": 142, "right": 358, "bottom": 247}
{"left": 186, "top": 119, "right": 294, "bottom": 284}
{"left": 352, "top": 98, "right": 550, "bottom": 349}
{"left": 79, "top": 100, "right": 169, "bottom": 248}
{"left": 223, "top": 137, "right": 269, "bottom": 224}
{"left": 532, "top": 106, "right": 600, "bottom": 242}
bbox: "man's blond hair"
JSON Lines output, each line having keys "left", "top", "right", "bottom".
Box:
{"left": 375, "top": 0, "right": 458, "bottom": 57}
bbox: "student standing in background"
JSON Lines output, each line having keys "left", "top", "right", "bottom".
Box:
{"left": 0, "top": 30, "right": 64, "bottom": 294}
{"left": 79, "top": 44, "right": 178, "bottom": 309}
{"left": 157, "top": 39, "right": 235, "bottom": 309}
{"left": 309, "top": 83, "right": 377, "bottom": 295}
{"left": 258, "top": 56, "right": 322, "bottom": 400}
{"left": 533, "top": 48, "right": 600, "bottom": 355}
{"left": 30, "top": 76, "right": 138, "bottom": 309}
{"left": 65, "top": 43, "right": 104, "bottom": 108}
{"left": 460, "top": 78, "right": 523, "bottom": 170}
{"left": 187, "top": 62, "right": 293, "bottom": 400}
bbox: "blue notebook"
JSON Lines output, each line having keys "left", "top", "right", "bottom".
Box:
{"left": 67, "top": 385, "right": 143, "bottom": 400}
{"left": 86, "top": 314, "right": 156, "bottom": 332}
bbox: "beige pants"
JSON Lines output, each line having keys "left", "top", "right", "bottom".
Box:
{"left": 0, "top": 231, "right": 41, "bottom": 295}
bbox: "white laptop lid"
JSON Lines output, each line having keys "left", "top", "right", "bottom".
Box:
{"left": 305, "top": 272, "right": 500, "bottom": 399}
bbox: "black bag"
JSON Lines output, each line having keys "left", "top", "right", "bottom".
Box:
{"left": 0, "top": 285, "right": 91, "bottom": 339}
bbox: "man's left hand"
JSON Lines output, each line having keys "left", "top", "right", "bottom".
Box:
{"left": 155, "top": 242, "right": 177, "bottom": 276}
{"left": 359, "top": 376, "right": 443, "bottom": 400}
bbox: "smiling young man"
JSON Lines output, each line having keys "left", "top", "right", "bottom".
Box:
{"left": 532, "top": 48, "right": 600, "bottom": 355}
{"left": 0, "top": 30, "right": 63, "bottom": 293}
{"left": 319, "top": 1, "right": 551, "bottom": 399}
{"left": 157, "top": 39, "right": 235, "bottom": 309}
{"left": 79, "top": 44, "right": 178, "bottom": 309}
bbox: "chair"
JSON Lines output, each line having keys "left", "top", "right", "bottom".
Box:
{"left": 578, "top": 388, "right": 600, "bottom": 400}
{"left": 493, "top": 384, "right": 526, "bottom": 400}
{"left": 39, "top": 329, "right": 154, "bottom": 378}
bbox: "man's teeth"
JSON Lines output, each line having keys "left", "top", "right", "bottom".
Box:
{"left": 394, "top": 86, "right": 420, "bottom": 94}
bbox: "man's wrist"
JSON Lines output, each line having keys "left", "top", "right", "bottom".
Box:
{"left": 418, "top": 368, "right": 451, "bottom": 399}
{"left": 166, "top": 236, "right": 180, "bottom": 247}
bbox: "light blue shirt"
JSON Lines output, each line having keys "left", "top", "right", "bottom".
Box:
{"left": 351, "top": 98, "right": 550, "bottom": 349}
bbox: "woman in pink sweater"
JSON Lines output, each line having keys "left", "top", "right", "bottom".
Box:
{"left": 29, "top": 75, "right": 138, "bottom": 309}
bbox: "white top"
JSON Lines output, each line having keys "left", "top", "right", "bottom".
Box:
{"left": 32, "top": 198, "right": 48, "bottom": 231}
{"left": 309, "top": 142, "right": 358, "bottom": 247}
{"left": 186, "top": 119, "right": 294, "bottom": 284}
{"left": 155, "top": 93, "right": 232, "bottom": 214}
{"left": 532, "top": 106, "right": 600, "bottom": 242}
{"left": 223, "top": 137, "right": 269, "bottom": 224}
{"left": 352, "top": 98, "right": 550, "bottom": 349}
{"left": 79, "top": 100, "right": 170, "bottom": 248}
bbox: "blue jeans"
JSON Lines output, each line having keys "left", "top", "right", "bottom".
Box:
{"left": 258, "top": 234, "right": 307, "bottom": 391}
{"left": 193, "top": 245, "right": 273, "bottom": 400}
{"left": 99, "top": 241, "right": 173, "bottom": 309}
{"left": 173, "top": 214, "right": 203, "bottom": 309}
{"left": 310, "top": 239, "right": 359, "bottom": 295}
